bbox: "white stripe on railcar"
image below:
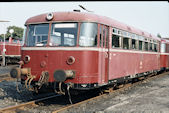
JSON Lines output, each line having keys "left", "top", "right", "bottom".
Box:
{"left": 22, "top": 47, "right": 160, "bottom": 55}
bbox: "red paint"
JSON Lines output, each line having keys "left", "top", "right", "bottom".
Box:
{"left": 0, "top": 42, "right": 21, "bottom": 56}
{"left": 22, "top": 50, "right": 99, "bottom": 84}
{"left": 21, "top": 11, "right": 168, "bottom": 89}
{"left": 25, "top": 12, "right": 160, "bottom": 41}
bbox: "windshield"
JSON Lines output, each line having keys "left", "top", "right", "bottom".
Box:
{"left": 49, "top": 23, "right": 78, "bottom": 46}
{"left": 79, "top": 22, "right": 98, "bottom": 47}
{"left": 26, "top": 24, "right": 49, "bottom": 47}
{"left": 22, "top": 26, "right": 27, "bottom": 46}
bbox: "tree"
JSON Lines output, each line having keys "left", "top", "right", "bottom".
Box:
{"left": 0, "top": 26, "right": 24, "bottom": 40}
{"left": 157, "top": 33, "right": 162, "bottom": 38}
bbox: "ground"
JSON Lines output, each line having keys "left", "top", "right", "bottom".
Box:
{"left": 1, "top": 66, "right": 169, "bottom": 113}
{"left": 70, "top": 74, "right": 169, "bottom": 113}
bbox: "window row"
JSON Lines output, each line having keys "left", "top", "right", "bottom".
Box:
{"left": 112, "top": 28, "right": 158, "bottom": 43}
{"left": 26, "top": 23, "right": 98, "bottom": 47}
{"left": 112, "top": 34, "right": 158, "bottom": 52}
{"left": 25, "top": 22, "right": 159, "bottom": 52}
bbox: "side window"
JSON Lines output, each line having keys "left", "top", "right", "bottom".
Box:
{"left": 154, "top": 44, "right": 157, "bottom": 52}
{"left": 113, "top": 28, "right": 117, "bottom": 34}
{"left": 139, "top": 40, "right": 143, "bottom": 50}
{"left": 131, "top": 39, "right": 136, "bottom": 49}
{"left": 103, "top": 27, "right": 105, "bottom": 47}
{"left": 105, "top": 27, "right": 109, "bottom": 48}
{"left": 149, "top": 43, "right": 153, "bottom": 51}
{"left": 100, "top": 26, "right": 102, "bottom": 47}
{"left": 123, "top": 37, "right": 129, "bottom": 49}
{"left": 144, "top": 42, "right": 148, "bottom": 51}
{"left": 112, "top": 35, "right": 120, "bottom": 48}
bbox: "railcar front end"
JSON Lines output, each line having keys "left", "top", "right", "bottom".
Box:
{"left": 10, "top": 19, "right": 102, "bottom": 94}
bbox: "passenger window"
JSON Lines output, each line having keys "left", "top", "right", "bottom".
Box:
{"left": 123, "top": 31, "right": 127, "bottom": 37}
{"left": 113, "top": 28, "right": 117, "bottom": 34}
{"left": 145, "top": 42, "right": 148, "bottom": 51}
{"left": 132, "top": 39, "right": 136, "bottom": 49}
{"left": 112, "top": 35, "right": 120, "bottom": 48}
{"left": 103, "top": 28, "right": 105, "bottom": 47}
{"left": 123, "top": 37, "right": 129, "bottom": 49}
{"left": 154, "top": 44, "right": 157, "bottom": 52}
{"left": 100, "top": 26, "right": 102, "bottom": 47}
{"left": 139, "top": 41, "right": 143, "bottom": 50}
{"left": 149, "top": 43, "right": 153, "bottom": 51}
{"left": 105, "top": 27, "right": 109, "bottom": 48}
{"left": 118, "top": 30, "right": 121, "bottom": 35}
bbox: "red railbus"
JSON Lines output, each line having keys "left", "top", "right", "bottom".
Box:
{"left": 10, "top": 11, "right": 162, "bottom": 94}
{"left": 0, "top": 37, "right": 21, "bottom": 65}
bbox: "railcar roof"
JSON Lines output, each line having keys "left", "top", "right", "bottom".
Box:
{"left": 25, "top": 11, "right": 160, "bottom": 41}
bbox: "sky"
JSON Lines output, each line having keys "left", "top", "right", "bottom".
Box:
{"left": 0, "top": 1, "right": 169, "bottom": 38}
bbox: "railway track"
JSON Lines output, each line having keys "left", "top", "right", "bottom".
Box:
{"left": 0, "top": 94, "right": 61, "bottom": 113}
{"left": 0, "top": 71, "right": 168, "bottom": 113}
{"left": 0, "top": 73, "right": 15, "bottom": 82}
{"left": 52, "top": 71, "right": 169, "bottom": 113}
{"left": 0, "top": 76, "right": 14, "bottom": 82}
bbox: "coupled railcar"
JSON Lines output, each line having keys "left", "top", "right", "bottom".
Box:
{"left": 10, "top": 11, "right": 162, "bottom": 94}
{"left": 0, "top": 37, "right": 21, "bottom": 65}
{"left": 160, "top": 39, "right": 169, "bottom": 71}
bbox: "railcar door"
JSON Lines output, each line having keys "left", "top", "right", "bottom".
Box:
{"left": 99, "top": 25, "right": 109, "bottom": 84}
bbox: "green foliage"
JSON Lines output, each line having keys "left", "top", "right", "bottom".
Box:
{"left": 0, "top": 26, "right": 24, "bottom": 40}
{"left": 157, "top": 33, "right": 162, "bottom": 38}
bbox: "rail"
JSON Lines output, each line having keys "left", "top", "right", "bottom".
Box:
{"left": 0, "top": 94, "right": 60, "bottom": 113}
{"left": 0, "top": 71, "right": 168, "bottom": 113}
{"left": 52, "top": 71, "right": 169, "bottom": 113}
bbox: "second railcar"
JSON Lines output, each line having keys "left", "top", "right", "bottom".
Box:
{"left": 160, "top": 39, "right": 169, "bottom": 71}
{"left": 0, "top": 37, "right": 21, "bottom": 65}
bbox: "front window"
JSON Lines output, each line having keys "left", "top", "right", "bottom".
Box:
{"left": 50, "top": 23, "right": 78, "bottom": 46}
{"left": 26, "top": 24, "right": 49, "bottom": 47}
{"left": 79, "top": 22, "right": 98, "bottom": 47}
{"left": 22, "top": 26, "right": 27, "bottom": 46}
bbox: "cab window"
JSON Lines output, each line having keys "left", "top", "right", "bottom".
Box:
{"left": 79, "top": 22, "right": 98, "bottom": 47}
{"left": 50, "top": 23, "right": 78, "bottom": 46}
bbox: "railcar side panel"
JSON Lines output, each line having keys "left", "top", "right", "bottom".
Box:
{"left": 108, "top": 50, "right": 160, "bottom": 80}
